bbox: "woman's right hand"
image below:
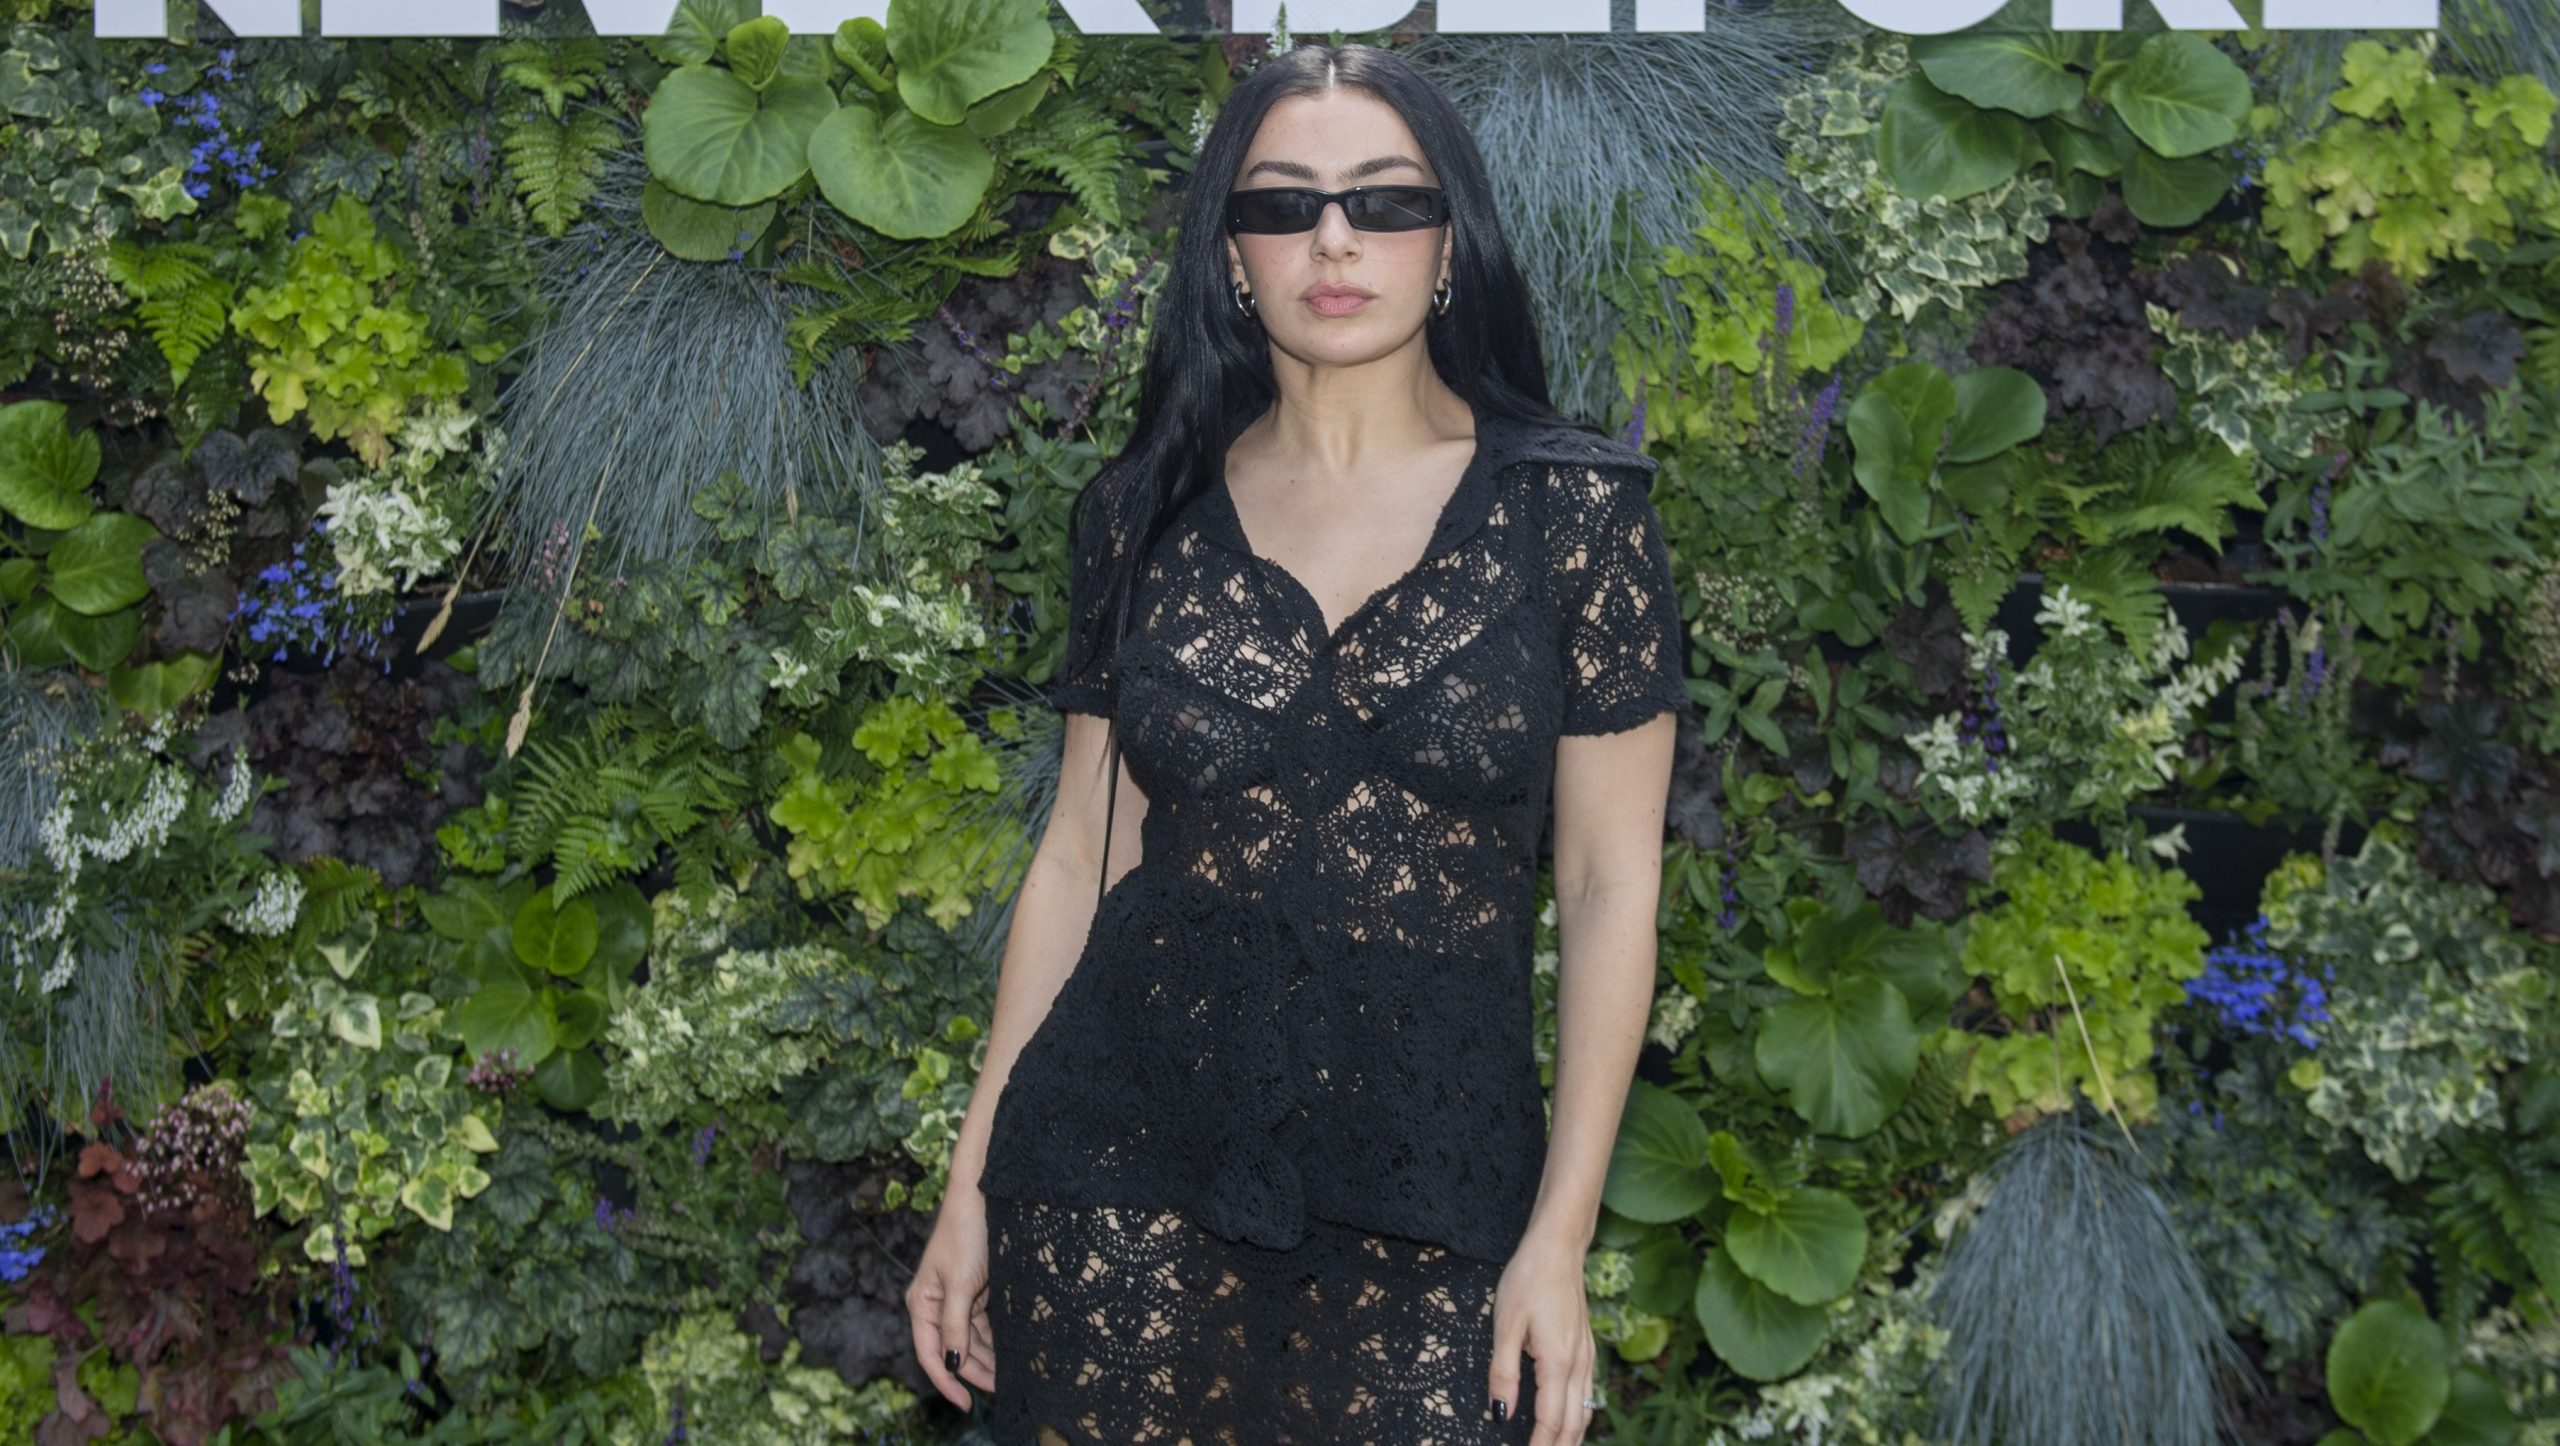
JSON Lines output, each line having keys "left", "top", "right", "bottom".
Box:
{"left": 908, "top": 1186, "right": 998, "bottom": 1411}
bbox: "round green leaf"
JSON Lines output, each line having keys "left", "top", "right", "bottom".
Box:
{"left": 1947, "top": 366, "right": 2048, "bottom": 462}
{"left": 45, "top": 511, "right": 158, "bottom": 615}
{"left": 1628, "top": 1231, "right": 1703, "bottom": 1320}
{"left": 1724, "top": 1187, "right": 1868, "bottom": 1305}
{"left": 513, "top": 891, "right": 600, "bottom": 976}
{"left": 641, "top": 65, "right": 833, "bottom": 206}
{"left": 8, "top": 595, "right": 75, "bottom": 669}
{"left": 2121, "top": 143, "right": 2232, "bottom": 229}
{"left": 641, "top": 177, "right": 776, "bottom": 262}
{"left": 723, "top": 14, "right": 788, "bottom": 90}
{"left": 107, "top": 650, "right": 220, "bottom": 713}
{"left": 2424, "top": 1365, "right": 2521, "bottom": 1446}
{"left": 1911, "top": 30, "right": 2086, "bottom": 118}
{"left": 2328, "top": 1298, "right": 2451, "bottom": 1446}
{"left": 2036, "top": 114, "right": 2120, "bottom": 178}
{"left": 1601, "top": 1079, "right": 1717, "bottom": 1223}
{"left": 552, "top": 989, "right": 608, "bottom": 1052}
{"left": 808, "top": 103, "right": 994, "bottom": 240}
{"left": 1876, "top": 73, "right": 2027, "bottom": 203}
{"left": 1847, "top": 393, "right": 1936, "bottom": 544}
{"left": 888, "top": 0, "right": 1054, "bottom": 127}
{"left": 452, "top": 970, "right": 557, "bottom": 1068}
{"left": 1753, "top": 975, "right": 1920, "bottom": 1137}
{"left": 964, "top": 70, "right": 1049, "bottom": 139}
{"left": 1695, "top": 1242, "right": 1830, "bottom": 1382}
{"left": 533, "top": 1045, "right": 605, "bottom": 1112}
{"left": 2106, "top": 31, "right": 2248, "bottom": 159}
{"left": 50, "top": 599, "right": 141, "bottom": 671}
{"left": 0, "top": 398, "right": 97, "bottom": 530}
{"left": 587, "top": 881, "right": 652, "bottom": 980}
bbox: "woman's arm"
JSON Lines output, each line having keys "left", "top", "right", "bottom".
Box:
{"left": 1521, "top": 710, "right": 1677, "bottom": 1254}
{"left": 942, "top": 710, "right": 1149, "bottom": 1209}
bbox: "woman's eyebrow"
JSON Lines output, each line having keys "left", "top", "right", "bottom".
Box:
{"left": 1238, "top": 154, "right": 1428, "bottom": 184}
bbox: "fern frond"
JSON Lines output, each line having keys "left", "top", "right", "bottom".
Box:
{"left": 1006, "top": 106, "right": 1136, "bottom": 229}
{"left": 2428, "top": 1134, "right": 2560, "bottom": 1313}
{"left": 103, "top": 241, "right": 231, "bottom": 386}
{"left": 499, "top": 107, "right": 622, "bottom": 239}
{"left": 492, "top": 36, "right": 610, "bottom": 119}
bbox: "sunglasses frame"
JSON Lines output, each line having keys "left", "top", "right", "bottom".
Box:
{"left": 1223, "top": 184, "right": 1451, "bottom": 236}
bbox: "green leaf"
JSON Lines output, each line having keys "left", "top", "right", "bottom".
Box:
{"left": 829, "top": 16, "right": 894, "bottom": 95}
{"left": 761, "top": 516, "right": 859, "bottom": 601}
{"left": 1876, "top": 73, "right": 2027, "bottom": 202}
{"left": 1724, "top": 1186, "right": 1868, "bottom": 1305}
{"left": 2328, "top": 1298, "right": 2451, "bottom": 1446}
{"left": 1601, "top": 1079, "right": 1716, "bottom": 1223}
{"left": 1946, "top": 366, "right": 2047, "bottom": 462}
{"left": 2421, "top": 1365, "right": 2521, "bottom": 1446}
{"left": 2105, "top": 32, "right": 2249, "bottom": 159}
{"left": 48, "top": 599, "right": 141, "bottom": 671}
{"left": 0, "top": 398, "right": 97, "bottom": 530}
{"left": 1754, "top": 976, "right": 1921, "bottom": 1137}
{"left": 808, "top": 102, "right": 994, "bottom": 241}
{"left": 2037, "top": 114, "right": 2121, "bottom": 177}
{"left": 887, "top": 0, "right": 1054, "bottom": 127}
{"left": 1694, "top": 1242, "right": 1830, "bottom": 1381}
{"left": 512, "top": 891, "right": 600, "bottom": 976}
{"left": 551, "top": 989, "right": 607, "bottom": 1052}
{"left": 533, "top": 1046, "right": 605, "bottom": 1112}
{"left": 9, "top": 597, "right": 77, "bottom": 669}
{"left": 641, "top": 65, "right": 832, "bottom": 206}
{"left": 2108, "top": 108, "right": 2232, "bottom": 227}
{"left": 44, "top": 511, "right": 157, "bottom": 615}
{"left": 451, "top": 970, "right": 557, "bottom": 1068}
{"left": 106, "top": 650, "right": 220, "bottom": 713}
{"left": 639, "top": 177, "right": 775, "bottom": 262}
{"left": 587, "top": 881, "right": 652, "bottom": 981}
{"left": 723, "top": 14, "right": 789, "bottom": 90}
{"left": 963, "top": 70, "right": 1049, "bottom": 139}
{"left": 1911, "top": 30, "right": 2085, "bottom": 119}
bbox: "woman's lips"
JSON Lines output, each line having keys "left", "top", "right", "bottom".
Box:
{"left": 1305, "top": 292, "right": 1374, "bottom": 316}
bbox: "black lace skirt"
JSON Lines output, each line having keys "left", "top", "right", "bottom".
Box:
{"left": 979, "top": 1191, "right": 1542, "bottom": 1445}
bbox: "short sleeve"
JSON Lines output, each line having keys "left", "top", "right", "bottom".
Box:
{"left": 1547, "top": 461, "right": 1690, "bottom": 736}
{"left": 1048, "top": 476, "right": 1131, "bottom": 718}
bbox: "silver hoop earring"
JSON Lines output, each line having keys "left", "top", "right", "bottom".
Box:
{"left": 1232, "top": 281, "right": 1258, "bottom": 320}
{"left": 1431, "top": 276, "right": 1453, "bottom": 317}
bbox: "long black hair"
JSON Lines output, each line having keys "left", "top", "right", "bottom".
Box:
{"left": 1061, "top": 41, "right": 1601, "bottom": 792}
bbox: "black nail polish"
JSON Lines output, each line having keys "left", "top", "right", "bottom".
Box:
{"left": 1492, "top": 1398, "right": 1508, "bottom": 1422}
{"left": 944, "top": 1348, "right": 960, "bottom": 1372}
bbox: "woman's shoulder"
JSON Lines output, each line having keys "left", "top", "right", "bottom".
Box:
{"left": 1486, "top": 415, "right": 1659, "bottom": 494}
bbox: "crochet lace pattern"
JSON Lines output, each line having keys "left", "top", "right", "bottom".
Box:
{"left": 983, "top": 1193, "right": 1545, "bottom": 1444}
{"left": 975, "top": 399, "right": 1686, "bottom": 1441}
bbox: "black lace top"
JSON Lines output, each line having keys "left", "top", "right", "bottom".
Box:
{"left": 978, "top": 398, "right": 1689, "bottom": 1266}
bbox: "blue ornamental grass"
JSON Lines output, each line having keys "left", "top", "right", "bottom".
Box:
{"left": 472, "top": 141, "right": 887, "bottom": 581}
{"left": 1925, "top": 1109, "right": 2261, "bottom": 1446}
{"left": 1409, "top": 11, "right": 1861, "bottom": 421}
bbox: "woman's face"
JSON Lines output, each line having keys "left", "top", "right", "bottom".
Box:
{"left": 1225, "top": 87, "right": 1453, "bottom": 367}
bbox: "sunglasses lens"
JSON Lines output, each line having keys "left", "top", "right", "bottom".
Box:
{"left": 1231, "top": 190, "right": 1322, "bottom": 233}
{"left": 1347, "top": 187, "right": 1443, "bottom": 230}
{"left": 1229, "top": 187, "right": 1445, "bottom": 233}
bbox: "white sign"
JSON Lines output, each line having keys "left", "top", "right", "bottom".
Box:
{"left": 93, "top": 0, "right": 2440, "bottom": 38}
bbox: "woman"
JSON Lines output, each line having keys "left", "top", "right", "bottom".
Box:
{"left": 905, "top": 40, "right": 1685, "bottom": 1446}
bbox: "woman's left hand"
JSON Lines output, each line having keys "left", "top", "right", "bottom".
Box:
{"left": 1487, "top": 1230, "right": 1596, "bottom": 1445}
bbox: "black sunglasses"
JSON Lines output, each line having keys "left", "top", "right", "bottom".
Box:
{"left": 1224, "top": 185, "right": 1450, "bottom": 235}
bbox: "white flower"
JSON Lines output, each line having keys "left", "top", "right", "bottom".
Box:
{"left": 228, "top": 871, "right": 305, "bottom": 938}
{"left": 210, "top": 744, "right": 257, "bottom": 824}
{"left": 766, "top": 648, "right": 812, "bottom": 692}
